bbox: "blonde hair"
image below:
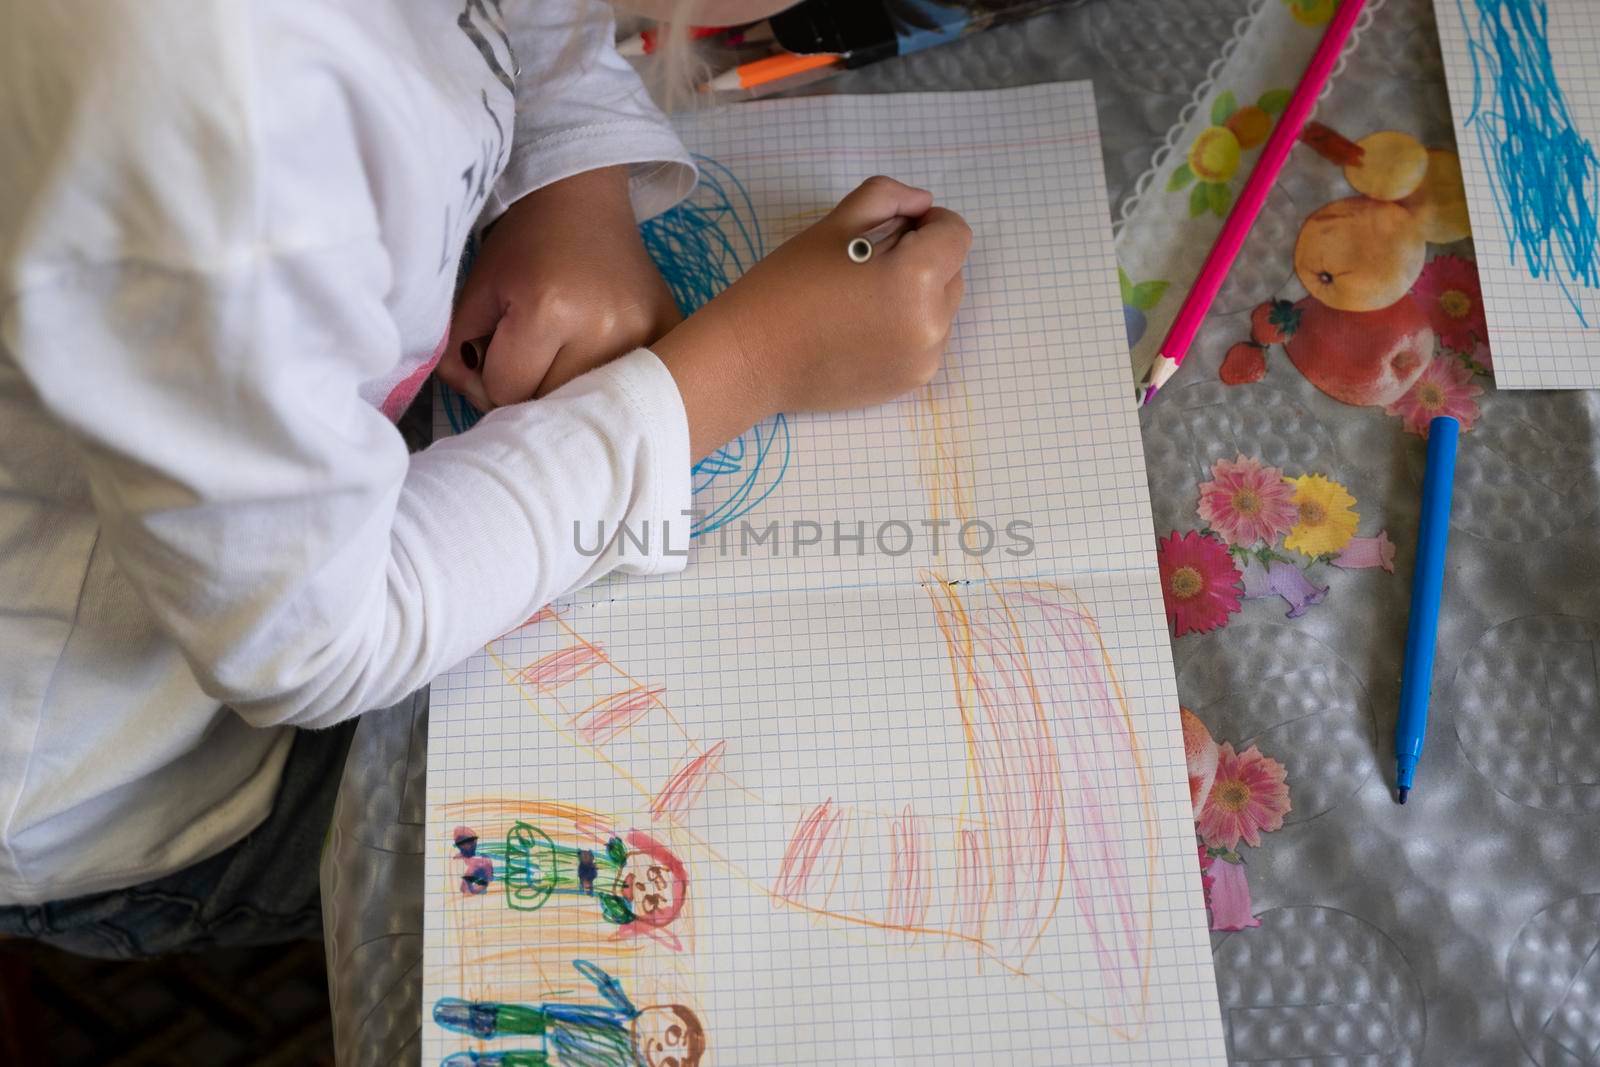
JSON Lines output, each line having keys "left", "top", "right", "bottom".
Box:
{"left": 619, "top": 0, "right": 800, "bottom": 113}
{"left": 627, "top": 2, "right": 713, "bottom": 115}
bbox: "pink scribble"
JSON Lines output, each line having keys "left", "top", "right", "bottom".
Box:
{"left": 650, "top": 741, "right": 727, "bottom": 822}
{"left": 926, "top": 580, "right": 1153, "bottom": 1030}
{"left": 1010, "top": 587, "right": 1149, "bottom": 1028}
{"left": 774, "top": 799, "right": 843, "bottom": 902}
{"left": 574, "top": 685, "right": 664, "bottom": 744}
{"left": 954, "top": 829, "right": 986, "bottom": 942}
{"left": 515, "top": 644, "right": 604, "bottom": 690}
{"left": 887, "top": 805, "right": 931, "bottom": 929}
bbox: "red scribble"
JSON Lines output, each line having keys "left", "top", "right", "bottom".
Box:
{"left": 954, "top": 828, "right": 986, "bottom": 943}
{"left": 573, "top": 685, "right": 664, "bottom": 743}
{"left": 514, "top": 643, "right": 603, "bottom": 690}
{"left": 962, "top": 605, "right": 1065, "bottom": 954}
{"left": 774, "top": 799, "right": 843, "bottom": 902}
{"left": 650, "top": 741, "right": 728, "bottom": 822}
{"left": 888, "top": 805, "right": 930, "bottom": 929}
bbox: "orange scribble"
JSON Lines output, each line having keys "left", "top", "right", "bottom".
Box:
{"left": 651, "top": 741, "right": 728, "bottom": 822}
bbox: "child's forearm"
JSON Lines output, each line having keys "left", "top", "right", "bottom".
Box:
{"left": 651, "top": 311, "right": 773, "bottom": 463}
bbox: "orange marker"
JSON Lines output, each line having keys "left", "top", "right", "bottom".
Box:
{"left": 702, "top": 51, "right": 841, "bottom": 93}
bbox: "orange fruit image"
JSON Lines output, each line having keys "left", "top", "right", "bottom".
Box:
{"left": 1294, "top": 196, "right": 1427, "bottom": 312}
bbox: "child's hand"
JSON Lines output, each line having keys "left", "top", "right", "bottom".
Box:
{"left": 438, "top": 166, "right": 681, "bottom": 410}
{"left": 652, "top": 176, "right": 971, "bottom": 459}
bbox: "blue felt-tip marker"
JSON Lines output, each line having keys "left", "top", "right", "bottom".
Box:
{"left": 1395, "top": 415, "right": 1460, "bottom": 804}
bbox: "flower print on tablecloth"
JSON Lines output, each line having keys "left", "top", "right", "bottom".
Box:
{"left": 1158, "top": 457, "right": 1396, "bottom": 636}
{"left": 1180, "top": 707, "right": 1291, "bottom": 932}
{"left": 1169, "top": 88, "right": 1293, "bottom": 218}
{"left": 1217, "top": 121, "right": 1493, "bottom": 437}
{"left": 1157, "top": 530, "right": 1243, "bottom": 637}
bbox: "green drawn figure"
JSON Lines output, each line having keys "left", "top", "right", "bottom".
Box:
{"left": 459, "top": 823, "right": 689, "bottom": 935}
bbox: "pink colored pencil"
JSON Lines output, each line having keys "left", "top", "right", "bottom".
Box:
{"left": 1138, "top": 0, "right": 1369, "bottom": 406}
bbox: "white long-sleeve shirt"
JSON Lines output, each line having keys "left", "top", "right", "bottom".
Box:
{"left": 0, "top": 1, "right": 696, "bottom": 905}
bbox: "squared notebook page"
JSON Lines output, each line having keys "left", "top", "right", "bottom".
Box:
{"left": 423, "top": 83, "right": 1224, "bottom": 1066}
{"left": 1435, "top": 0, "right": 1600, "bottom": 388}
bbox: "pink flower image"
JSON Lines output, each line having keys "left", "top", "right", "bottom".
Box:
{"left": 1197, "top": 455, "right": 1299, "bottom": 547}
{"left": 1208, "top": 855, "right": 1261, "bottom": 931}
{"left": 1157, "top": 531, "right": 1244, "bottom": 638}
{"left": 1197, "top": 743, "right": 1291, "bottom": 849}
{"left": 1386, "top": 355, "right": 1484, "bottom": 438}
{"left": 1334, "top": 532, "right": 1397, "bottom": 573}
{"left": 1411, "top": 254, "right": 1487, "bottom": 354}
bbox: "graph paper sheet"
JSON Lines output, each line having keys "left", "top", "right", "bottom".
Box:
{"left": 1435, "top": 0, "right": 1600, "bottom": 389}
{"left": 422, "top": 83, "right": 1224, "bottom": 1066}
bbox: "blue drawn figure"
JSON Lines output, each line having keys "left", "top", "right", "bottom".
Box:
{"left": 439, "top": 156, "right": 791, "bottom": 536}
{"left": 1459, "top": 0, "right": 1600, "bottom": 323}
{"left": 434, "top": 960, "right": 706, "bottom": 1067}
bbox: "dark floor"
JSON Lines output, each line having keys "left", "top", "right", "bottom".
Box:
{"left": 0, "top": 938, "right": 335, "bottom": 1066}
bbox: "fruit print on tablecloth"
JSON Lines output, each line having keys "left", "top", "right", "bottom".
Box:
{"left": 1169, "top": 87, "right": 1294, "bottom": 218}
{"left": 1220, "top": 123, "right": 1492, "bottom": 439}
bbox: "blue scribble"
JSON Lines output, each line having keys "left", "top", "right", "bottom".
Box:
{"left": 640, "top": 156, "right": 791, "bottom": 537}
{"left": 440, "top": 154, "right": 792, "bottom": 536}
{"left": 1458, "top": 0, "right": 1600, "bottom": 323}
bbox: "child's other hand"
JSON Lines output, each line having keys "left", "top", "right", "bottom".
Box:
{"left": 438, "top": 166, "right": 680, "bottom": 410}
{"left": 653, "top": 176, "right": 971, "bottom": 459}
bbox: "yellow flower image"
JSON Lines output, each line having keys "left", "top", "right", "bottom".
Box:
{"left": 1282, "top": 475, "right": 1359, "bottom": 557}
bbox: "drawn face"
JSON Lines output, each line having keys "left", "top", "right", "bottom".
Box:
{"left": 630, "top": 1004, "right": 706, "bottom": 1067}
{"left": 614, "top": 859, "right": 680, "bottom": 923}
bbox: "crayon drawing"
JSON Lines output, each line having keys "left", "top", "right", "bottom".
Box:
{"left": 1456, "top": 0, "right": 1600, "bottom": 323}
{"left": 425, "top": 85, "right": 1224, "bottom": 1064}
{"left": 428, "top": 360, "right": 1161, "bottom": 1047}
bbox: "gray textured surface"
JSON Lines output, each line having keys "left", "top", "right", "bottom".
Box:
{"left": 324, "top": 2, "right": 1600, "bottom": 1063}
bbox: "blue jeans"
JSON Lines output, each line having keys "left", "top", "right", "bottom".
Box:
{"left": 0, "top": 720, "right": 354, "bottom": 959}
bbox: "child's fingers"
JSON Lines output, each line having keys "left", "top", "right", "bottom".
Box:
{"left": 893, "top": 207, "right": 973, "bottom": 279}
{"left": 438, "top": 277, "right": 503, "bottom": 410}
{"left": 480, "top": 308, "right": 562, "bottom": 408}
{"left": 435, "top": 339, "right": 493, "bottom": 411}
{"left": 826, "top": 176, "right": 934, "bottom": 234}
{"left": 944, "top": 272, "right": 967, "bottom": 318}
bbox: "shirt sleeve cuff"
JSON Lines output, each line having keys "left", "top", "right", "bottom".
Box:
{"left": 483, "top": 123, "right": 697, "bottom": 227}
{"left": 594, "top": 347, "right": 693, "bottom": 575}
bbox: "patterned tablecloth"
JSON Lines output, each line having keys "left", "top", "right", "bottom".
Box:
{"left": 323, "top": 1, "right": 1600, "bottom": 1063}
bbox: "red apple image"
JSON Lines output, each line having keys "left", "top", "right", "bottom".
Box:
{"left": 1283, "top": 293, "right": 1433, "bottom": 407}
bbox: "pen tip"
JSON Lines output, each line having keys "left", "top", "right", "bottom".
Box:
{"left": 1396, "top": 786, "right": 1408, "bottom": 804}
